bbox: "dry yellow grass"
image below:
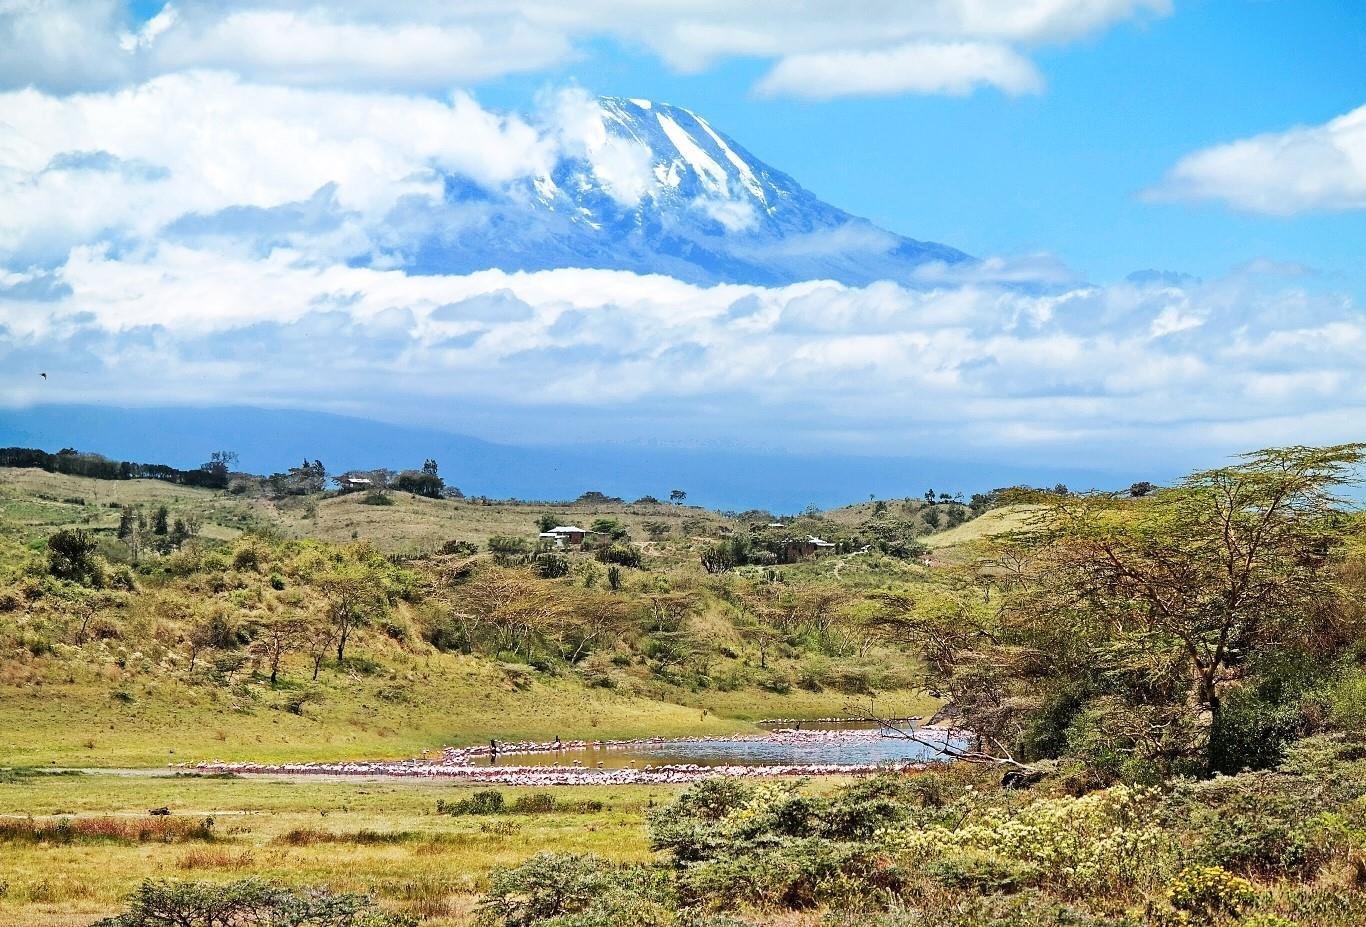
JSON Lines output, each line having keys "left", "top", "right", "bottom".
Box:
{"left": 923, "top": 504, "right": 1037, "bottom": 549}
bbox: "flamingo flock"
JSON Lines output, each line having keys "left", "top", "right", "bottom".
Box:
{"left": 183, "top": 729, "right": 949, "bottom": 785}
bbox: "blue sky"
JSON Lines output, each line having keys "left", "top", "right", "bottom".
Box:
{"left": 467, "top": 0, "right": 1366, "bottom": 287}
{"left": 1, "top": 1, "right": 1364, "bottom": 482}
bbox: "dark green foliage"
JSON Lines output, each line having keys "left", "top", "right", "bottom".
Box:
{"left": 479, "top": 853, "right": 673, "bottom": 927}
{"left": 94, "top": 878, "right": 414, "bottom": 927}
{"left": 391, "top": 469, "right": 444, "bottom": 498}
{"left": 47, "top": 528, "right": 102, "bottom": 584}
{"left": 436, "top": 791, "right": 605, "bottom": 817}
{"left": 437, "top": 790, "right": 506, "bottom": 815}
{"left": 589, "top": 518, "right": 629, "bottom": 541}
{"left": 533, "top": 553, "right": 571, "bottom": 578}
{"left": 488, "top": 535, "right": 531, "bottom": 565}
{"left": 700, "top": 537, "right": 748, "bottom": 573}
{"left": 595, "top": 543, "right": 641, "bottom": 568}
{"left": 0, "top": 446, "right": 234, "bottom": 489}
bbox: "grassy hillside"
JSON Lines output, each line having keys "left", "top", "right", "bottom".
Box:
{"left": 923, "top": 503, "right": 1037, "bottom": 549}
{"left": 272, "top": 491, "right": 731, "bottom": 552}
{"left": 0, "top": 467, "right": 941, "bottom": 769}
{"left": 0, "top": 468, "right": 732, "bottom": 553}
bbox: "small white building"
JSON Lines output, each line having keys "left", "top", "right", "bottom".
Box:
{"left": 541, "top": 525, "right": 588, "bottom": 548}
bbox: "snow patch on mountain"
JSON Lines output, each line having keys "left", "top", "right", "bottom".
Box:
{"left": 404, "top": 96, "right": 971, "bottom": 286}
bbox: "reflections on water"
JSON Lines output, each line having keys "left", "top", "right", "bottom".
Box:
{"left": 489, "top": 722, "right": 962, "bottom": 769}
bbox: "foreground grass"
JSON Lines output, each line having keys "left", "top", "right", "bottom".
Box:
{"left": 0, "top": 770, "right": 690, "bottom": 927}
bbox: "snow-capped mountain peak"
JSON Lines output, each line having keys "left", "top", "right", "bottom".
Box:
{"left": 414, "top": 96, "right": 971, "bottom": 287}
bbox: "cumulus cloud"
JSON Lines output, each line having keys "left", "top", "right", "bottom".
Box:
{"left": 754, "top": 42, "right": 1043, "bottom": 99}
{"left": 0, "top": 73, "right": 559, "bottom": 264}
{"left": 1150, "top": 104, "right": 1366, "bottom": 214}
{"left": 0, "top": 0, "right": 1170, "bottom": 98}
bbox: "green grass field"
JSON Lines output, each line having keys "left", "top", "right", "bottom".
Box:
{"left": 0, "top": 769, "right": 707, "bottom": 927}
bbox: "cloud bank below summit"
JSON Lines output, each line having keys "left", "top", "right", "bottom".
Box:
{"left": 5, "top": 245, "right": 1364, "bottom": 468}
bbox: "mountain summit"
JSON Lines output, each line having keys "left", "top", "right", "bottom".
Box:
{"left": 407, "top": 97, "right": 971, "bottom": 286}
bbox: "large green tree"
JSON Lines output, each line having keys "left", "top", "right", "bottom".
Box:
{"left": 889, "top": 445, "right": 1366, "bottom": 780}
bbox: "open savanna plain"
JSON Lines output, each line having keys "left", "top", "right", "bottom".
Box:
{"left": 10, "top": 454, "right": 1362, "bottom": 927}
{"left": 0, "top": 768, "right": 705, "bottom": 927}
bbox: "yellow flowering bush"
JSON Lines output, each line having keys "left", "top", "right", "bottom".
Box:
{"left": 1158, "top": 865, "right": 1257, "bottom": 924}
{"left": 1237, "top": 915, "right": 1298, "bottom": 927}
{"left": 880, "top": 784, "right": 1168, "bottom": 896}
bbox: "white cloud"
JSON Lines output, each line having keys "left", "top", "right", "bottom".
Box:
{"left": 4, "top": 240, "right": 1363, "bottom": 466}
{"left": 542, "top": 87, "right": 655, "bottom": 207}
{"left": 0, "top": 74, "right": 557, "bottom": 263}
{"left": 0, "top": 0, "right": 1171, "bottom": 97}
{"left": 142, "top": 7, "right": 570, "bottom": 89}
{"left": 1150, "top": 104, "right": 1366, "bottom": 214}
{"left": 755, "top": 41, "right": 1043, "bottom": 100}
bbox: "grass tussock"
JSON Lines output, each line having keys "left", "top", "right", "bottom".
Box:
{"left": 0, "top": 814, "right": 215, "bottom": 844}
{"left": 435, "top": 789, "right": 605, "bottom": 816}
{"left": 275, "top": 827, "right": 425, "bottom": 846}
{"left": 176, "top": 847, "right": 256, "bottom": 870}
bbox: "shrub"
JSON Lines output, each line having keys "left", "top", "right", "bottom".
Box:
{"left": 479, "top": 853, "right": 670, "bottom": 927}
{"left": 1165, "top": 866, "right": 1257, "bottom": 919}
{"left": 93, "top": 879, "right": 414, "bottom": 927}
{"left": 0, "top": 816, "right": 215, "bottom": 845}
{"left": 1171, "top": 774, "right": 1347, "bottom": 878}
{"left": 595, "top": 544, "right": 641, "bottom": 568}
{"left": 533, "top": 553, "right": 570, "bottom": 579}
{"left": 437, "top": 790, "right": 506, "bottom": 815}
{"left": 231, "top": 545, "right": 261, "bottom": 572}
{"left": 436, "top": 791, "right": 603, "bottom": 817}
{"left": 47, "top": 529, "right": 102, "bottom": 585}
{"left": 488, "top": 536, "right": 530, "bottom": 565}
{"left": 926, "top": 850, "right": 1036, "bottom": 893}
{"left": 882, "top": 783, "right": 1166, "bottom": 898}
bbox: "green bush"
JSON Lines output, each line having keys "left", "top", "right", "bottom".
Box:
{"left": 595, "top": 544, "right": 641, "bottom": 568}
{"left": 479, "top": 853, "right": 671, "bottom": 927}
{"left": 93, "top": 879, "right": 414, "bottom": 927}
{"left": 437, "top": 790, "right": 505, "bottom": 815}
{"left": 533, "top": 553, "right": 570, "bottom": 579}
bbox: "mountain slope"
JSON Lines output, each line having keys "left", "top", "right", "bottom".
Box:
{"left": 403, "top": 97, "right": 971, "bottom": 286}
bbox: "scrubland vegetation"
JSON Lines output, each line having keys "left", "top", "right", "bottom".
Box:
{"left": 2, "top": 444, "right": 1364, "bottom": 926}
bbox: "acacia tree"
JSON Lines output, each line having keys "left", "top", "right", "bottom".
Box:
{"left": 250, "top": 615, "right": 310, "bottom": 684}
{"left": 453, "top": 566, "right": 568, "bottom": 658}
{"left": 886, "top": 444, "right": 1366, "bottom": 779}
{"left": 317, "top": 557, "right": 390, "bottom": 664}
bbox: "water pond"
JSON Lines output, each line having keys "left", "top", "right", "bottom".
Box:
{"left": 486, "top": 723, "right": 963, "bottom": 769}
